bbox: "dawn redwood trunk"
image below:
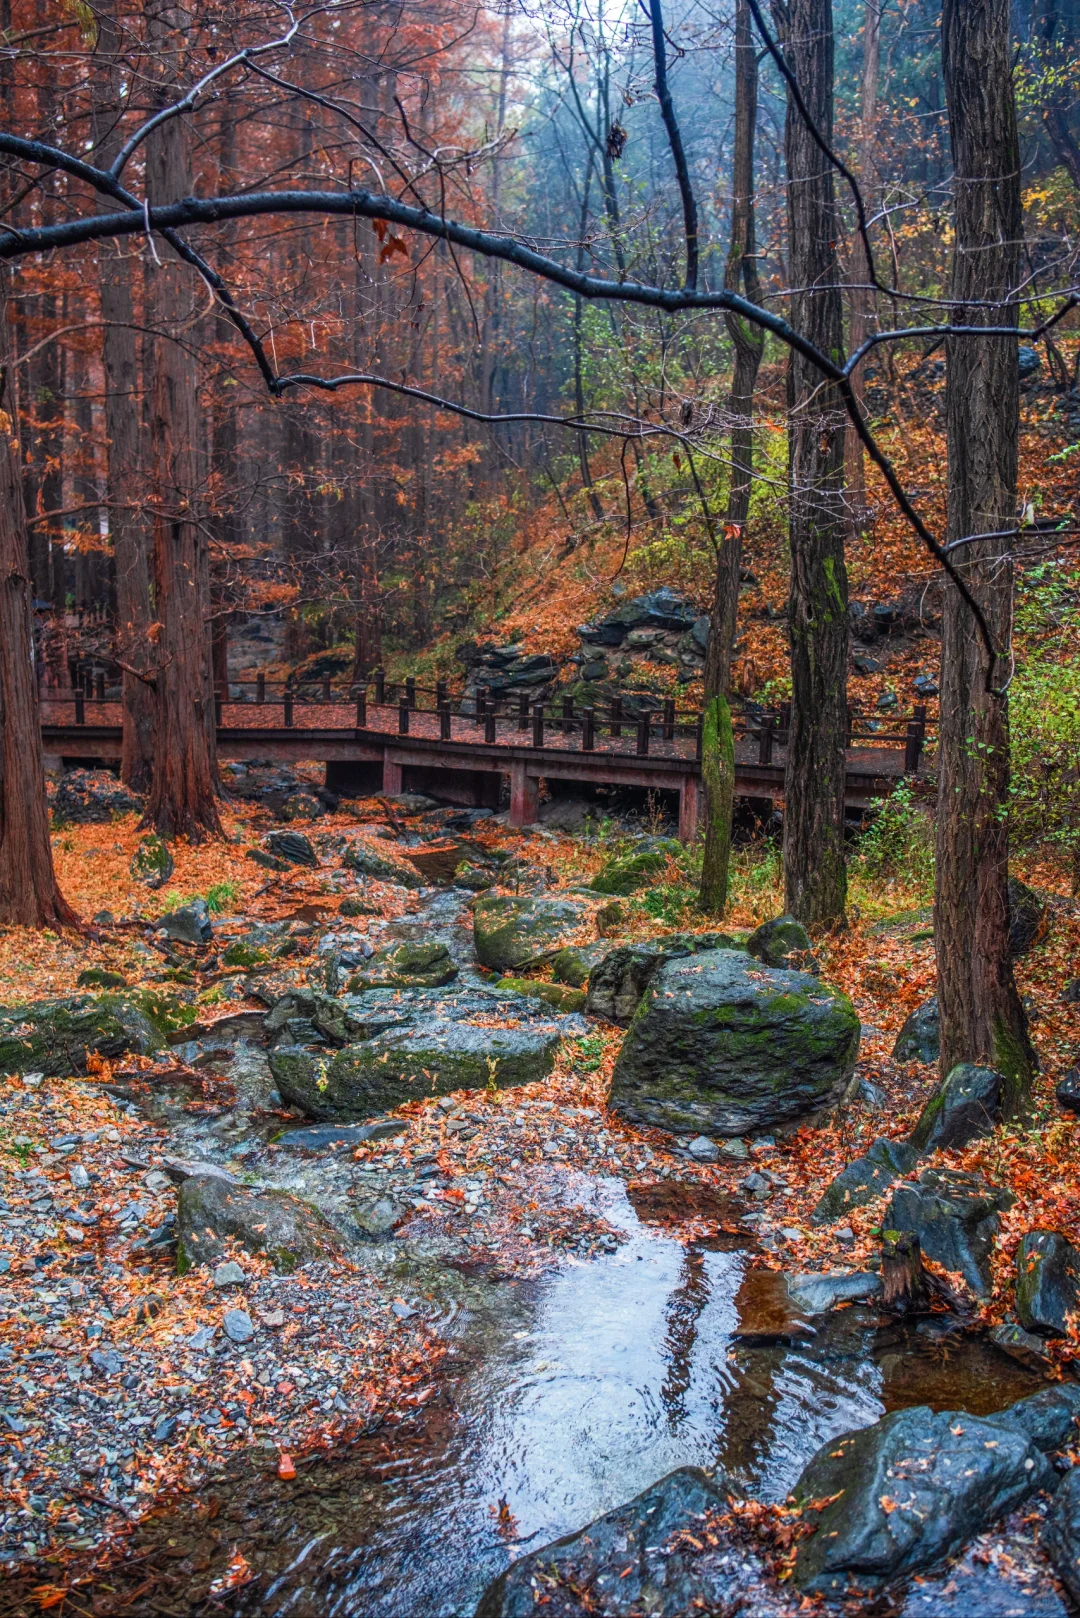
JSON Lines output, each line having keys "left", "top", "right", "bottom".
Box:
{"left": 777, "top": 0, "right": 849, "bottom": 927}
{"left": 0, "top": 290, "right": 79, "bottom": 929}
{"left": 700, "top": 0, "right": 764, "bottom": 915}
{"left": 93, "top": 5, "right": 154, "bottom": 790}
{"left": 142, "top": 86, "right": 221, "bottom": 842}
{"left": 937, "top": 0, "right": 1033, "bottom": 1104}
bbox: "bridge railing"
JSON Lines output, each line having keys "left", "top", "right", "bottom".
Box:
{"left": 40, "top": 666, "right": 936, "bottom": 775}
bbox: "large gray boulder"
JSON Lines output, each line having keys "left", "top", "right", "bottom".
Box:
{"left": 585, "top": 933, "right": 740, "bottom": 1025}
{"left": 891, "top": 996, "right": 939, "bottom": 1063}
{"left": 472, "top": 895, "right": 587, "bottom": 973}
{"left": 343, "top": 939, "right": 458, "bottom": 992}
{"left": 176, "top": 1174, "right": 341, "bottom": 1273}
{"left": 0, "top": 994, "right": 161, "bottom": 1076}
{"left": 270, "top": 1019, "right": 560, "bottom": 1120}
{"left": 907, "top": 1062, "right": 1004, "bottom": 1153}
{"left": 792, "top": 1405, "right": 1053, "bottom": 1596}
{"left": 811, "top": 1136, "right": 918, "bottom": 1226}
{"left": 156, "top": 898, "right": 212, "bottom": 944}
{"left": 1043, "top": 1464, "right": 1080, "bottom": 1606}
{"left": 885, "top": 1167, "right": 1013, "bottom": 1296}
{"left": 608, "top": 949, "right": 860, "bottom": 1138}
{"left": 746, "top": 914, "right": 812, "bottom": 968}
{"left": 474, "top": 1468, "right": 733, "bottom": 1618}
{"left": 1016, "top": 1229, "right": 1080, "bottom": 1337}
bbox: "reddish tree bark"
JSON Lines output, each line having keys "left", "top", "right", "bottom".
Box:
{"left": 936, "top": 0, "right": 1033, "bottom": 1106}
{"left": 0, "top": 290, "right": 78, "bottom": 929}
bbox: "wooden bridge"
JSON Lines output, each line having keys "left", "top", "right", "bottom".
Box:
{"left": 40, "top": 672, "right": 933, "bottom": 841}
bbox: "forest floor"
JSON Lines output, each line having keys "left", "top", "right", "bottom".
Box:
{"left": 0, "top": 785, "right": 1078, "bottom": 1615}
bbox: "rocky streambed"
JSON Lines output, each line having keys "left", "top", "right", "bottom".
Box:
{"left": 1, "top": 806, "right": 1078, "bottom": 1616}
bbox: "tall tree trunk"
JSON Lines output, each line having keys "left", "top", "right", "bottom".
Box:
{"left": 778, "top": 0, "right": 849, "bottom": 927}
{"left": 142, "top": 61, "right": 221, "bottom": 842}
{"left": 700, "top": 0, "right": 764, "bottom": 913}
{"left": 93, "top": 4, "right": 155, "bottom": 790}
{"left": 0, "top": 290, "right": 79, "bottom": 928}
{"left": 937, "top": 0, "right": 1033, "bottom": 1105}
{"left": 843, "top": 0, "right": 883, "bottom": 528}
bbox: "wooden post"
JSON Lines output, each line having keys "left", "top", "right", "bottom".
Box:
{"left": 509, "top": 760, "right": 539, "bottom": 826}
{"left": 256, "top": 672, "right": 265, "bottom": 705}
{"left": 94, "top": 671, "right": 105, "bottom": 702}
{"left": 581, "top": 706, "right": 595, "bottom": 751}
{"left": 405, "top": 675, "right": 416, "bottom": 709}
{"left": 322, "top": 674, "right": 331, "bottom": 703}
{"left": 758, "top": 714, "right": 774, "bottom": 765}
{"left": 214, "top": 688, "right": 223, "bottom": 726}
{"left": 383, "top": 753, "right": 403, "bottom": 795}
{"left": 679, "top": 776, "right": 701, "bottom": 842}
{"left": 74, "top": 686, "right": 85, "bottom": 725}
{"left": 846, "top": 704, "right": 854, "bottom": 747}
{"left": 532, "top": 702, "right": 545, "bottom": 748}
{"left": 561, "top": 694, "right": 574, "bottom": 735}
{"left": 663, "top": 697, "right": 675, "bottom": 741}
{"left": 283, "top": 692, "right": 294, "bottom": 728}
{"left": 904, "top": 721, "right": 922, "bottom": 774}
{"left": 440, "top": 706, "right": 451, "bottom": 742}
{"left": 881, "top": 1230, "right": 929, "bottom": 1313}
{"left": 636, "top": 714, "right": 650, "bottom": 756}
{"left": 610, "top": 695, "right": 622, "bottom": 738}
{"left": 779, "top": 700, "right": 791, "bottom": 745}
{"left": 354, "top": 685, "right": 367, "bottom": 727}
{"left": 436, "top": 679, "right": 447, "bottom": 711}
{"left": 398, "top": 697, "right": 410, "bottom": 735}
{"left": 518, "top": 691, "right": 530, "bottom": 731}
{"left": 694, "top": 715, "right": 703, "bottom": 762}
{"left": 484, "top": 700, "right": 497, "bottom": 744}
{"left": 374, "top": 668, "right": 385, "bottom": 704}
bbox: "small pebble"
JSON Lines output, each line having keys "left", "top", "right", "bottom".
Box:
{"left": 213, "top": 1261, "right": 247, "bottom": 1288}
{"left": 223, "top": 1309, "right": 254, "bottom": 1344}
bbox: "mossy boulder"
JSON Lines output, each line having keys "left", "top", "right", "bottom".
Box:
{"left": 76, "top": 968, "right": 127, "bottom": 990}
{"left": 551, "top": 940, "right": 612, "bottom": 989}
{"left": 269, "top": 1020, "right": 560, "bottom": 1120}
{"left": 1016, "top": 1230, "right": 1080, "bottom": 1337}
{"left": 609, "top": 949, "right": 860, "bottom": 1137}
{"left": 585, "top": 933, "right": 741, "bottom": 1025}
{"left": 0, "top": 994, "right": 162, "bottom": 1076}
{"left": 891, "top": 996, "right": 939, "bottom": 1063}
{"left": 129, "top": 834, "right": 174, "bottom": 889}
{"left": 473, "top": 895, "right": 586, "bottom": 973}
{"left": 494, "top": 977, "right": 586, "bottom": 1013}
{"left": 342, "top": 839, "right": 421, "bottom": 887}
{"left": 589, "top": 841, "right": 681, "bottom": 897}
{"left": 346, "top": 940, "right": 458, "bottom": 991}
{"left": 811, "top": 1136, "right": 918, "bottom": 1226}
{"left": 907, "top": 1062, "right": 1003, "bottom": 1153}
{"left": 176, "top": 1173, "right": 341, "bottom": 1273}
{"left": 264, "top": 987, "right": 371, "bottom": 1048}
{"left": 746, "top": 914, "right": 812, "bottom": 968}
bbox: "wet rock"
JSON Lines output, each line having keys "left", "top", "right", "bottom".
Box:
{"left": 687, "top": 1136, "right": 720, "bottom": 1164}
{"left": 892, "top": 996, "right": 939, "bottom": 1063}
{"left": 265, "top": 829, "right": 318, "bottom": 867}
{"left": 989, "top": 1321, "right": 1055, "bottom": 1372}
{"left": 1008, "top": 875, "right": 1046, "bottom": 956}
{"left": 990, "top": 1383, "right": 1080, "bottom": 1454}
{"left": 1057, "top": 1069, "right": 1080, "bottom": 1112}
{"left": 907, "top": 1063, "right": 1004, "bottom": 1153}
{"left": 0, "top": 994, "right": 161, "bottom": 1076}
{"left": 345, "top": 940, "right": 458, "bottom": 992}
{"left": 539, "top": 796, "right": 598, "bottom": 833}
{"left": 76, "top": 967, "right": 127, "bottom": 989}
{"left": 167, "top": 1009, "right": 267, "bottom": 1046}
{"left": 264, "top": 987, "right": 371, "bottom": 1048}
{"left": 732, "top": 1268, "right": 815, "bottom": 1344}
{"left": 341, "top": 839, "right": 421, "bottom": 886}
{"left": 746, "top": 914, "right": 812, "bottom": 968}
{"left": 52, "top": 767, "right": 142, "bottom": 824}
{"left": 589, "top": 841, "right": 681, "bottom": 897}
{"left": 129, "top": 835, "right": 174, "bottom": 889}
{"left": 595, "top": 900, "right": 626, "bottom": 937}
{"left": 212, "top": 1261, "right": 246, "bottom": 1288}
{"left": 578, "top": 588, "right": 699, "bottom": 649}
{"left": 551, "top": 940, "right": 610, "bottom": 988}
{"left": 246, "top": 847, "right": 290, "bottom": 872}
{"left": 609, "top": 949, "right": 860, "bottom": 1138}
{"left": 1016, "top": 1230, "right": 1080, "bottom": 1337}
{"left": 1043, "top": 1465, "right": 1080, "bottom": 1605}
{"left": 792, "top": 1404, "right": 1053, "bottom": 1596}
{"left": 494, "top": 977, "right": 586, "bottom": 1013}
{"left": 156, "top": 899, "right": 213, "bottom": 945}
{"left": 275, "top": 791, "right": 326, "bottom": 822}
{"left": 223, "top": 1308, "right": 254, "bottom": 1344}
{"left": 176, "top": 1174, "right": 341, "bottom": 1272}
{"left": 352, "top": 1192, "right": 412, "bottom": 1236}
{"left": 885, "top": 1168, "right": 1013, "bottom": 1296}
{"left": 812, "top": 1136, "right": 918, "bottom": 1226}
{"left": 474, "top": 1467, "right": 731, "bottom": 1618}
{"left": 472, "top": 894, "right": 587, "bottom": 973}
{"left": 585, "top": 933, "right": 740, "bottom": 1024}
{"left": 786, "top": 1271, "right": 882, "bottom": 1314}
{"left": 270, "top": 1020, "right": 561, "bottom": 1121}
{"left": 453, "top": 861, "right": 497, "bottom": 892}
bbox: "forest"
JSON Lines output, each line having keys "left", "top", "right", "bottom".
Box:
{"left": 0, "top": 0, "right": 1079, "bottom": 1613}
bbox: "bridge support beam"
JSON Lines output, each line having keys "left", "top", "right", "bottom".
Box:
{"left": 678, "top": 776, "right": 701, "bottom": 843}
{"left": 509, "top": 762, "right": 539, "bottom": 828}
{"left": 382, "top": 752, "right": 403, "bottom": 796}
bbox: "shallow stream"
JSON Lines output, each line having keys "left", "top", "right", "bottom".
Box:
{"left": 82, "top": 1176, "right": 1041, "bottom": 1617}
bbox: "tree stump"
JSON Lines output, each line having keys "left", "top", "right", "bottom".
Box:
{"left": 881, "top": 1229, "right": 930, "bottom": 1313}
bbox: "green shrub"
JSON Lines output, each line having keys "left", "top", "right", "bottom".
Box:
{"left": 1009, "top": 562, "right": 1080, "bottom": 872}
{"left": 853, "top": 781, "right": 934, "bottom": 892}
